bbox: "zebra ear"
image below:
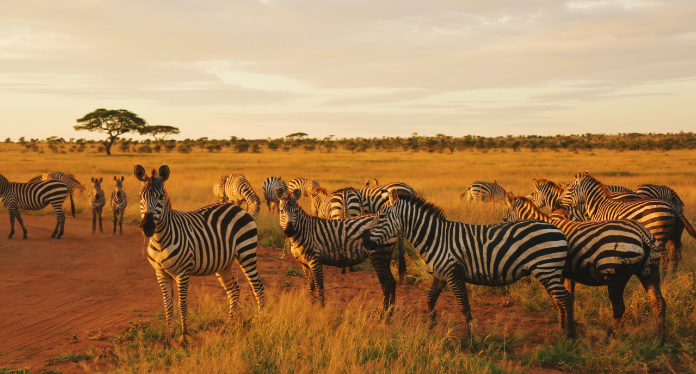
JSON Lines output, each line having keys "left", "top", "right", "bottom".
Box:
{"left": 99, "top": 177, "right": 103, "bottom": 183}
{"left": 120, "top": 176, "right": 125, "bottom": 182}
{"left": 532, "top": 178, "right": 539, "bottom": 188}
{"left": 505, "top": 191, "right": 515, "bottom": 207}
{"left": 134, "top": 165, "right": 149, "bottom": 182}
{"left": 388, "top": 189, "right": 400, "bottom": 204}
{"left": 158, "top": 165, "right": 170, "bottom": 182}
{"left": 114, "top": 176, "right": 118, "bottom": 182}
{"left": 275, "top": 187, "right": 285, "bottom": 200}
{"left": 91, "top": 177, "right": 95, "bottom": 183}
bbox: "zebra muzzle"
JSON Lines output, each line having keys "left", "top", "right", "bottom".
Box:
{"left": 140, "top": 213, "right": 156, "bottom": 237}
{"left": 282, "top": 222, "right": 295, "bottom": 238}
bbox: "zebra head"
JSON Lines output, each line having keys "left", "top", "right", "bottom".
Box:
{"left": 213, "top": 176, "right": 228, "bottom": 203}
{"left": 134, "top": 165, "right": 170, "bottom": 238}
{"left": 277, "top": 187, "right": 301, "bottom": 237}
{"left": 113, "top": 176, "right": 124, "bottom": 191}
{"left": 503, "top": 191, "right": 524, "bottom": 222}
{"left": 556, "top": 171, "right": 586, "bottom": 210}
{"left": 90, "top": 177, "right": 104, "bottom": 192}
{"left": 364, "top": 200, "right": 402, "bottom": 251}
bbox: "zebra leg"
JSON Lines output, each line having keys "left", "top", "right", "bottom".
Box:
{"left": 92, "top": 208, "right": 97, "bottom": 235}
{"left": 175, "top": 274, "right": 191, "bottom": 347}
{"left": 98, "top": 207, "right": 104, "bottom": 233}
{"left": 370, "top": 252, "right": 397, "bottom": 319}
{"left": 301, "top": 263, "right": 316, "bottom": 300}
{"left": 236, "top": 247, "right": 266, "bottom": 310}
{"left": 216, "top": 268, "right": 240, "bottom": 319}
{"left": 119, "top": 210, "right": 124, "bottom": 235}
{"left": 113, "top": 210, "right": 118, "bottom": 235}
{"left": 534, "top": 272, "right": 576, "bottom": 338}
{"left": 637, "top": 266, "right": 666, "bottom": 345}
{"left": 564, "top": 278, "right": 576, "bottom": 295}
{"left": 666, "top": 238, "right": 681, "bottom": 273}
{"left": 51, "top": 201, "right": 65, "bottom": 239}
{"left": 606, "top": 281, "right": 628, "bottom": 338}
{"left": 8, "top": 211, "right": 15, "bottom": 239}
{"left": 445, "top": 270, "right": 474, "bottom": 336}
{"left": 426, "top": 277, "right": 447, "bottom": 329}
{"left": 156, "top": 270, "right": 175, "bottom": 346}
{"left": 309, "top": 259, "right": 325, "bottom": 306}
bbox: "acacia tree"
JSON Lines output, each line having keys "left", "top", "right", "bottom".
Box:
{"left": 140, "top": 125, "right": 180, "bottom": 146}
{"left": 74, "top": 109, "right": 148, "bottom": 155}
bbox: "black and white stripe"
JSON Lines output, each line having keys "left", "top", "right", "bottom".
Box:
{"left": 0, "top": 173, "right": 69, "bottom": 239}
{"left": 504, "top": 193, "right": 666, "bottom": 343}
{"left": 136, "top": 165, "right": 265, "bottom": 346}
{"left": 89, "top": 177, "right": 106, "bottom": 235}
{"left": 365, "top": 195, "right": 575, "bottom": 337}
{"left": 262, "top": 176, "right": 287, "bottom": 214}
{"left": 461, "top": 181, "right": 506, "bottom": 202}
{"left": 311, "top": 187, "right": 362, "bottom": 220}
{"left": 558, "top": 171, "right": 695, "bottom": 273}
{"left": 287, "top": 177, "right": 319, "bottom": 199}
{"left": 29, "top": 172, "right": 84, "bottom": 218}
{"left": 213, "top": 174, "right": 261, "bottom": 219}
{"left": 357, "top": 180, "right": 416, "bottom": 214}
{"left": 606, "top": 185, "right": 632, "bottom": 193}
{"left": 110, "top": 176, "right": 128, "bottom": 235}
{"left": 277, "top": 188, "right": 403, "bottom": 314}
{"left": 636, "top": 184, "right": 684, "bottom": 214}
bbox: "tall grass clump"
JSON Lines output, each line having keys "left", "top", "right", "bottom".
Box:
{"left": 107, "top": 289, "right": 515, "bottom": 374}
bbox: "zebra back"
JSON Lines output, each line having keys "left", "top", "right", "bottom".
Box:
{"left": 606, "top": 184, "right": 633, "bottom": 193}
{"left": 463, "top": 181, "right": 506, "bottom": 202}
{"left": 223, "top": 174, "right": 260, "bottom": 219}
{"left": 0, "top": 174, "right": 69, "bottom": 211}
{"left": 636, "top": 184, "right": 684, "bottom": 211}
{"left": 311, "top": 186, "right": 362, "bottom": 219}
{"left": 358, "top": 181, "right": 416, "bottom": 214}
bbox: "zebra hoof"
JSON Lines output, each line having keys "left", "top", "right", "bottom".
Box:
{"left": 23, "top": 235, "right": 28, "bottom": 239}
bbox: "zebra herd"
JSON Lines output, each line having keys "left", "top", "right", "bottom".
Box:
{"left": 1, "top": 166, "right": 693, "bottom": 346}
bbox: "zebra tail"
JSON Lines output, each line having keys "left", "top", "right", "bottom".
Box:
{"left": 398, "top": 235, "right": 406, "bottom": 283}
{"left": 70, "top": 192, "right": 75, "bottom": 218}
{"left": 637, "top": 224, "right": 661, "bottom": 254}
{"left": 679, "top": 213, "right": 696, "bottom": 238}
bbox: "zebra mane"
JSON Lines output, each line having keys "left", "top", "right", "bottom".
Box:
{"left": 398, "top": 195, "right": 447, "bottom": 221}
{"left": 536, "top": 178, "right": 563, "bottom": 191}
{"left": 581, "top": 174, "right": 612, "bottom": 198}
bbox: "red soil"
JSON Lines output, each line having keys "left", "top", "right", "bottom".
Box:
{"left": 0, "top": 215, "right": 567, "bottom": 373}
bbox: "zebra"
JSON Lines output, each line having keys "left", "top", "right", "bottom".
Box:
{"left": 287, "top": 177, "right": 319, "bottom": 199}
{"left": 89, "top": 177, "right": 106, "bottom": 235}
{"left": 135, "top": 165, "right": 265, "bottom": 347}
{"left": 262, "top": 177, "right": 287, "bottom": 214}
{"left": 310, "top": 187, "right": 362, "bottom": 220}
{"left": 29, "top": 172, "right": 84, "bottom": 217}
{"left": 0, "top": 173, "right": 69, "bottom": 239}
{"left": 276, "top": 188, "right": 404, "bottom": 315}
{"left": 461, "top": 180, "right": 506, "bottom": 202}
{"left": 558, "top": 171, "right": 696, "bottom": 273}
{"left": 364, "top": 195, "right": 576, "bottom": 338}
{"left": 606, "top": 185, "right": 633, "bottom": 193}
{"left": 110, "top": 176, "right": 128, "bottom": 235}
{"left": 503, "top": 192, "right": 666, "bottom": 343}
{"left": 636, "top": 184, "right": 684, "bottom": 214}
{"left": 357, "top": 179, "right": 417, "bottom": 214}
{"left": 213, "top": 174, "right": 261, "bottom": 219}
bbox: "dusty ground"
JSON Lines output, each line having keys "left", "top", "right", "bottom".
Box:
{"left": 0, "top": 215, "right": 567, "bottom": 373}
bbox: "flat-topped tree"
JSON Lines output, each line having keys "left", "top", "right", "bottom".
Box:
{"left": 74, "top": 109, "right": 148, "bottom": 155}
{"left": 140, "top": 125, "right": 180, "bottom": 146}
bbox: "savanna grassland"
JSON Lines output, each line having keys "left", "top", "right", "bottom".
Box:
{"left": 0, "top": 144, "right": 695, "bottom": 374}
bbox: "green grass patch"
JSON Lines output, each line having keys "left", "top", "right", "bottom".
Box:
{"left": 45, "top": 347, "right": 94, "bottom": 365}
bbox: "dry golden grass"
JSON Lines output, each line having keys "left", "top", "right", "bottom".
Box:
{"left": 1, "top": 145, "right": 695, "bottom": 373}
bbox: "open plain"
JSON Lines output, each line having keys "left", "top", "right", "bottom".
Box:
{"left": 0, "top": 146, "right": 694, "bottom": 373}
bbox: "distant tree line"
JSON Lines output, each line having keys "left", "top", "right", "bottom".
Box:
{"left": 3, "top": 132, "right": 696, "bottom": 155}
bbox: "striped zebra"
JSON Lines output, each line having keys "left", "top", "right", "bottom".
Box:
{"left": 636, "top": 184, "right": 684, "bottom": 214}
{"left": 0, "top": 173, "right": 69, "bottom": 239}
{"left": 558, "top": 171, "right": 696, "bottom": 272}
{"left": 213, "top": 174, "right": 261, "bottom": 219}
{"left": 89, "top": 177, "right": 106, "bottom": 235}
{"left": 503, "top": 193, "right": 665, "bottom": 343}
{"left": 277, "top": 188, "right": 404, "bottom": 315}
{"left": 262, "top": 177, "right": 287, "bottom": 214}
{"left": 287, "top": 177, "right": 319, "bottom": 199}
{"left": 135, "top": 165, "right": 265, "bottom": 346}
{"left": 461, "top": 181, "right": 506, "bottom": 202}
{"left": 29, "top": 172, "right": 84, "bottom": 217}
{"left": 606, "top": 185, "right": 633, "bottom": 193}
{"left": 110, "top": 176, "right": 127, "bottom": 235}
{"left": 311, "top": 187, "right": 362, "bottom": 220}
{"left": 364, "top": 195, "right": 576, "bottom": 337}
{"left": 357, "top": 180, "right": 417, "bottom": 214}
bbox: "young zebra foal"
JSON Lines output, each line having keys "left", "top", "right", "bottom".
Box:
{"left": 89, "top": 177, "right": 106, "bottom": 235}
{"left": 277, "top": 188, "right": 403, "bottom": 315}
{"left": 503, "top": 193, "right": 666, "bottom": 343}
{"left": 0, "top": 173, "right": 69, "bottom": 239}
{"left": 136, "top": 165, "right": 265, "bottom": 346}
{"left": 365, "top": 195, "right": 575, "bottom": 338}
{"left": 110, "top": 176, "right": 127, "bottom": 235}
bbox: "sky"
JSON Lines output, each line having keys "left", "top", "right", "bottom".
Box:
{"left": 1, "top": 0, "right": 695, "bottom": 141}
